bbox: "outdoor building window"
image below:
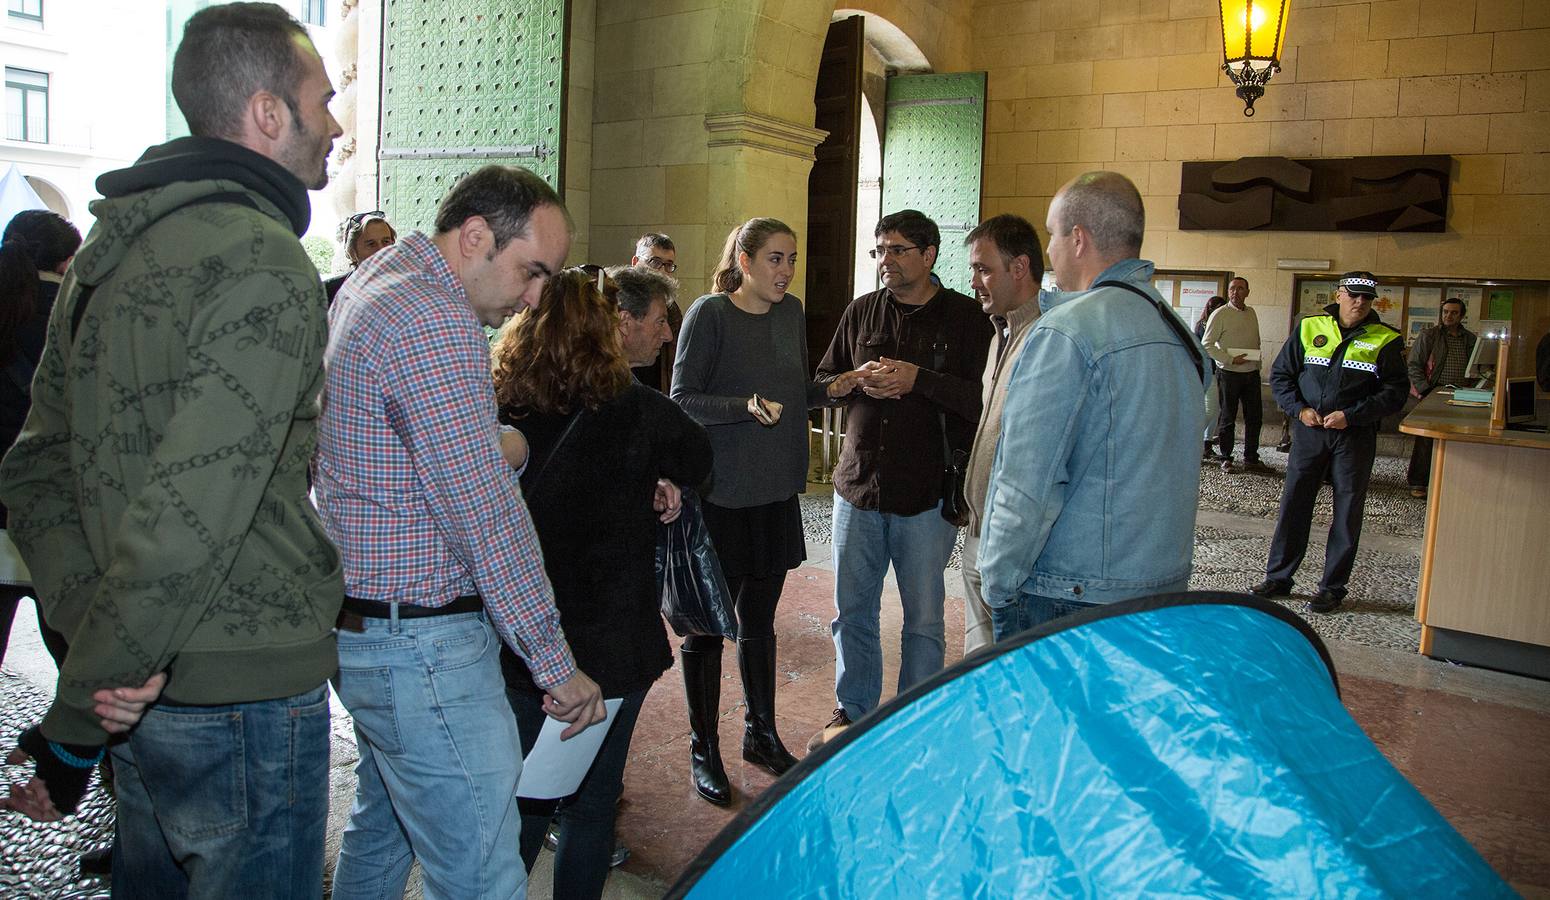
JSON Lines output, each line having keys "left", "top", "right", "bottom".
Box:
{"left": 5, "top": 67, "right": 48, "bottom": 143}
{"left": 7, "top": 0, "right": 43, "bottom": 24}
{"left": 303, "top": 0, "right": 324, "bottom": 26}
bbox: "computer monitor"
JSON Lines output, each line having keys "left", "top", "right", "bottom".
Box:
{"left": 1462, "top": 336, "right": 1498, "bottom": 387}
{"left": 1506, "top": 377, "right": 1537, "bottom": 425}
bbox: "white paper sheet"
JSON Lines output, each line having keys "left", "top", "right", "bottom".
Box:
{"left": 517, "top": 698, "right": 624, "bottom": 800}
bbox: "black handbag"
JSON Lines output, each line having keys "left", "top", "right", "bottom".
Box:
{"left": 656, "top": 489, "right": 738, "bottom": 638}
{"left": 931, "top": 328, "right": 970, "bottom": 528}
{"left": 939, "top": 415, "right": 969, "bottom": 528}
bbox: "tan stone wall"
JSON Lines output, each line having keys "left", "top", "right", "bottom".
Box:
{"left": 973, "top": 0, "right": 1550, "bottom": 351}
{"left": 588, "top": 0, "right": 836, "bottom": 300}
{"left": 584, "top": 0, "right": 967, "bottom": 302}
{"left": 567, "top": 0, "right": 597, "bottom": 266}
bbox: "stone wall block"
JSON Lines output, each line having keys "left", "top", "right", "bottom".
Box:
{"left": 1398, "top": 75, "right": 1462, "bottom": 116}
{"left": 1459, "top": 73, "right": 1528, "bottom": 115}
{"left": 1452, "top": 153, "right": 1506, "bottom": 194}
{"left": 1422, "top": 114, "right": 1492, "bottom": 153}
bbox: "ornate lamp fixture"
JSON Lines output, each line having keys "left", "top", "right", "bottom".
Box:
{"left": 1219, "top": 0, "right": 1290, "bottom": 116}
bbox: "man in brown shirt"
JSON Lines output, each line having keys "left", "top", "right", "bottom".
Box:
{"left": 960, "top": 215, "right": 1044, "bottom": 654}
{"left": 808, "top": 210, "right": 993, "bottom": 749}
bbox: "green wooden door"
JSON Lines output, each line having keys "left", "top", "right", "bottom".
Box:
{"left": 880, "top": 73, "right": 986, "bottom": 298}
{"left": 379, "top": 1, "right": 566, "bottom": 232}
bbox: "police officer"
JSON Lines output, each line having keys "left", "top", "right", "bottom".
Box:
{"left": 1250, "top": 272, "right": 1408, "bottom": 613}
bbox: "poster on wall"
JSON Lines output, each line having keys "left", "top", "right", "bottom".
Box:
{"left": 1487, "top": 290, "right": 1514, "bottom": 320}
{"left": 1154, "top": 278, "right": 1175, "bottom": 306}
{"left": 1177, "top": 280, "right": 1216, "bottom": 325}
{"left": 1373, "top": 285, "right": 1404, "bottom": 323}
{"left": 1405, "top": 286, "right": 1442, "bottom": 343}
{"left": 1299, "top": 281, "right": 1336, "bottom": 318}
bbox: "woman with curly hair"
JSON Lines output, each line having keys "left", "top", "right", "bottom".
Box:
{"left": 492, "top": 266, "right": 711, "bottom": 899}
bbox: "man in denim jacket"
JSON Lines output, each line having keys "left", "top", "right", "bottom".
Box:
{"left": 978, "top": 172, "right": 1209, "bottom": 640}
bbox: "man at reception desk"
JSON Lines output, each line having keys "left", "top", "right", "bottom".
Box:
{"left": 1250, "top": 272, "right": 1408, "bottom": 614}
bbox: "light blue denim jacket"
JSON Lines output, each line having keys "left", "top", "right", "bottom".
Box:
{"left": 978, "top": 258, "right": 1210, "bottom": 607}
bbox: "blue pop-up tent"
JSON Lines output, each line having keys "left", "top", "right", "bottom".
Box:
{"left": 669, "top": 592, "right": 1511, "bottom": 898}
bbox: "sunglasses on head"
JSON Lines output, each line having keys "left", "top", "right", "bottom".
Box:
{"left": 348, "top": 210, "right": 386, "bottom": 226}
{"left": 577, "top": 264, "right": 610, "bottom": 292}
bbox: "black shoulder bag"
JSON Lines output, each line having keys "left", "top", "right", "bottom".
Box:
{"left": 932, "top": 326, "right": 971, "bottom": 528}
{"left": 1092, "top": 279, "right": 1208, "bottom": 385}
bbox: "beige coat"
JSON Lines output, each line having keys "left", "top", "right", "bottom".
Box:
{"left": 964, "top": 301, "right": 1041, "bottom": 539}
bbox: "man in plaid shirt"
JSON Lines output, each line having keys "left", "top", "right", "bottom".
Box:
{"left": 315, "top": 165, "right": 605, "bottom": 899}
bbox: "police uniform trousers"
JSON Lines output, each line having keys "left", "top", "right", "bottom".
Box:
{"left": 1265, "top": 419, "right": 1379, "bottom": 598}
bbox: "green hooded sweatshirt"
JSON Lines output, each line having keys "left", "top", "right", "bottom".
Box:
{"left": 0, "top": 137, "right": 344, "bottom": 746}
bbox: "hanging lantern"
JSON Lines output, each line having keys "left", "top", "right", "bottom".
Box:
{"left": 1219, "top": 0, "right": 1291, "bottom": 117}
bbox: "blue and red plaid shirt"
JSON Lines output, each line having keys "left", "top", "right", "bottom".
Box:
{"left": 314, "top": 231, "right": 575, "bottom": 687}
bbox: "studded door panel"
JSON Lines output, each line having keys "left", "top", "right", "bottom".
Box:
{"left": 379, "top": 1, "right": 565, "bottom": 232}
{"left": 880, "top": 73, "right": 986, "bottom": 298}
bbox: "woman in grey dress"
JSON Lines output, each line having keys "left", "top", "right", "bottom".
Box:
{"left": 670, "top": 217, "right": 856, "bottom": 805}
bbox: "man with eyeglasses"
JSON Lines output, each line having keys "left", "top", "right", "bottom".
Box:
{"left": 629, "top": 232, "right": 681, "bottom": 391}
{"left": 808, "top": 210, "right": 993, "bottom": 751}
{"left": 631, "top": 232, "right": 677, "bottom": 276}
{"left": 1250, "top": 271, "right": 1407, "bottom": 614}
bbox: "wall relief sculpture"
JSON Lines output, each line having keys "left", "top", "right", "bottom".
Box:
{"left": 1178, "top": 155, "right": 1451, "bottom": 233}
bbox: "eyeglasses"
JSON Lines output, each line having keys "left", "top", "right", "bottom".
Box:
{"left": 643, "top": 256, "right": 678, "bottom": 274}
{"left": 348, "top": 210, "right": 386, "bottom": 225}
{"left": 868, "top": 243, "right": 921, "bottom": 260}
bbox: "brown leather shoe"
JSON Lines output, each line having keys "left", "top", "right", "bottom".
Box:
{"left": 806, "top": 708, "right": 852, "bottom": 752}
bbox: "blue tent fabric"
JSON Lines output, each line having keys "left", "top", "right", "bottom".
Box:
{"left": 670, "top": 592, "right": 1511, "bottom": 898}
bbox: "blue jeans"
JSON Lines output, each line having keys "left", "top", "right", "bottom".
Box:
{"left": 331, "top": 611, "right": 525, "bottom": 900}
{"left": 990, "top": 592, "right": 1094, "bottom": 643}
{"left": 831, "top": 495, "right": 959, "bottom": 719}
{"left": 109, "top": 685, "right": 330, "bottom": 900}
{"left": 509, "top": 686, "right": 647, "bottom": 900}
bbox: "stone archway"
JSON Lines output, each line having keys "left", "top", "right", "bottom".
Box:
{"left": 23, "top": 176, "right": 69, "bottom": 219}
{"left": 691, "top": 0, "right": 968, "bottom": 300}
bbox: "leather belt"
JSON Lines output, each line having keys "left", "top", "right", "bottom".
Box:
{"left": 335, "top": 594, "right": 483, "bottom": 633}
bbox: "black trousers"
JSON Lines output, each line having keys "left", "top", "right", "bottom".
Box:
{"left": 1216, "top": 369, "right": 1264, "bottom": 461}
{"left": 1407, "top": 435, "right": 1433, "bottom": 488}
{"left": 0, "top": 585, "right": 68, "bottom": 670}
{"left": 1265, "top": 421, "right": 1378, "bottom": 598}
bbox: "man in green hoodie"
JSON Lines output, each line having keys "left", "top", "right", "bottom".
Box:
{"left": 0, "top": 4, "right": 344, "bottom": 896}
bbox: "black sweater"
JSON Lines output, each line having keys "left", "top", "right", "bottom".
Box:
{"left": 500, "top": 382, "right": 713, "bottom": 697}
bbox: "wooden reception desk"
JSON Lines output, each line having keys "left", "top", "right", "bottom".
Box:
{"left": 1401, "top": 391, "right": 1550, "bottom": 679}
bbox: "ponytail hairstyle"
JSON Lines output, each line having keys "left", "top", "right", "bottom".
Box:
{"left": 1, "top": 210, "right": 81, "bottom": 365}
{"left": 710, "top": 217, "right": 795, "bottom": 295}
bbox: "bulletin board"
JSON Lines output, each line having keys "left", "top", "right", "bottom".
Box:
{"left": 1153, "top": 270, "right": 1230, "bottom": 329}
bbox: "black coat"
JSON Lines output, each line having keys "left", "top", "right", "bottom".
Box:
{"left": 500, "top": 382, "right": 712, "bottom": 697}
{"left": 0, "top": 275, "right": 58, "bottom": 527}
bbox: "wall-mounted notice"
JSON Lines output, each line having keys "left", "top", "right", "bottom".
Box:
{"left": 1154, "top": 278, "right": 1175, "bottom": 305}
{"left": 1487, "top": 290, "right": 1514, "bottom": 320}
{"left": 1406, "top": 285, "right": 1442, "bottom": 343}
{"left": 1180, "top": 280, "right": 1218, "bottom": 305}
{"left": 1300, "top": 281, "right": 1336, "bottom": 318}
{"left": 1374, "top": 285, "right": 1404, "bottom": 321}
